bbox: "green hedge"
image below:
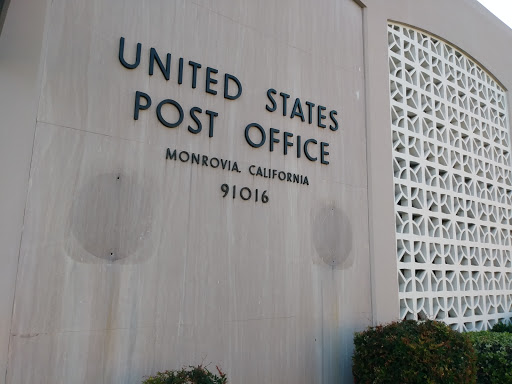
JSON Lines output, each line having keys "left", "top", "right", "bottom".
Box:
{"left": 352, "top": 320, "right": 477, "bottom": 384}
{"left": 142, "top": 365, "right": 227, "bottom": 384}
{"left": 467, "top": 331, "right": 512, "bottom": 384}
{"left": 490, "top": 320, "right": 512, "bottom": 333}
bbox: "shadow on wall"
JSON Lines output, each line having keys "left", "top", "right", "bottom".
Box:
{"left": 0, "top": 0, "right": 10, "bottom": 35}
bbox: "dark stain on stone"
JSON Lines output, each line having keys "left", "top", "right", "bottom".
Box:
{"left": 69, "top": 172, "right": 153, "bottom": 262}
{"left": 312, "top": 204, "right": 353, "bottom": 269}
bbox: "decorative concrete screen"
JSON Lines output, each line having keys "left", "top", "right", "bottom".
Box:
{"left": 388, "top": 23, "right": 512, "bottom": 331}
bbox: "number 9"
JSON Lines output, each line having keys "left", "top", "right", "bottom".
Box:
{"left": 221, "top": 184, "right": 229, "bottom": 198}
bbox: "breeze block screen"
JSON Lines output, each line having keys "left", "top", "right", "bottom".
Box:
{"left": 388, "top": 23, "right": 512, "bottom": 331}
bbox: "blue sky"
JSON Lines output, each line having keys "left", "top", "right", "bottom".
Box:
{"left": 477, "top": 0, "right": 512, "bottom": 29}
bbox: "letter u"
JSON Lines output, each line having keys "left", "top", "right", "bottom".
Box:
{"left": 119, "top": 37, "right": 141, "bottom": 69}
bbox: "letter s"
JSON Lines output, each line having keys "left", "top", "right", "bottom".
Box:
{"left": 266, "top": 88, "right": 277, "bottom": 112}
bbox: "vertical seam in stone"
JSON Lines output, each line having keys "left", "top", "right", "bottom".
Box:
{"left": 360, "top": 5, "right": 375, "bottom": 326}
{"left": 4, "top": 0, "right": 53, "bottom": 382}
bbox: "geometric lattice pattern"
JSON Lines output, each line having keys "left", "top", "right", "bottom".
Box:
{"left": 388, "top": 23, "right": 512, "bottom": 331}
